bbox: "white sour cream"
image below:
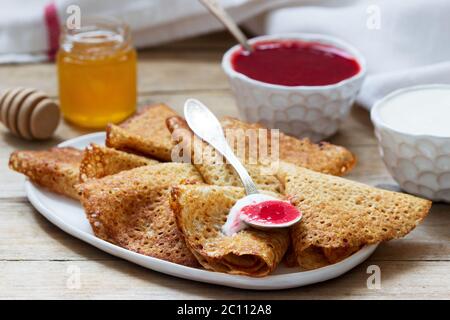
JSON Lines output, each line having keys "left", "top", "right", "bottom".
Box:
{"left": 377, "top": 87, "right": 450, "bottom": 136}
{"left": 222, "top": 193, "right": 279, "bottom": 236}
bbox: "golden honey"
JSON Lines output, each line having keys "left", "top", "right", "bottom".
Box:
{"left": 57, "top": 18, "right": 136, "bottom": 128}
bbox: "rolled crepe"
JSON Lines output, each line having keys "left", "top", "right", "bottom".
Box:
{"left": 170, "top": 184, "right": 290, "bottom": 277}
{"left": 278, "top": 163, "right": 431, "bottom": 270}
{"left": 78, "top": 163, "right": 203, "bottom": 267}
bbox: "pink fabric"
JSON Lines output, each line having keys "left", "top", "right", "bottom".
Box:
{"left": 44, "top": 2, "right": 60, "bottom": 61}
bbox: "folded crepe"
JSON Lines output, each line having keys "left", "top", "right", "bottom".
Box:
{"left": 170, "top": 184, "right": 290, "bottom": 276}
{"left": 106, "top": 103, "right": 177, "bottom": 161}
{"left": 78, "top": 163, "right": 203, "bottom": 267}
{"left": 277, "top": 163, "right": 432, "bottom": 269}
{"left": 79, "top": 143, "right": 158, "bottom": 182}
{"left": 9, "top": 147, "right": 83, "bottom": 199}
{"left": 220, "top": 117, "right": 356, "bottom": 176}
{"left": 167, "top": 116, "right": 284, "bottom": 194}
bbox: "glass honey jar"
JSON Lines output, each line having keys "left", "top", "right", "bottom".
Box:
{"left": 57, "top": 17, "right": 137, "bottom": 128}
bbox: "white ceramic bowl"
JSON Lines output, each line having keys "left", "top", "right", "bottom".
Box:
{"left": 371, "top": 84, "right": 450, "bottom": 202}
{"left": 222, "top": 33, "right": 366, "bottom": 142}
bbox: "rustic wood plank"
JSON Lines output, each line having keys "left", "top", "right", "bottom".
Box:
{"left": 0, "top": 57, "right": 229, "bottom": 97}
{"left": 141, "top": 31, "right": 235, "bottom": 51}
{"left": 0, "top": 199, "right": 111, "bottom": 261}
{"left": 1, "top": 260, "right": 449, "bottom": 299}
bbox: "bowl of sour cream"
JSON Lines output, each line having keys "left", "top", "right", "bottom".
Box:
{"left": 371, "top": 84, "right": 450, "bottom": 202}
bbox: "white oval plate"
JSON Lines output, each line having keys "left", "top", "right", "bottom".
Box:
{"left": 25, "top": 132, "right": 377, "bottom": 290}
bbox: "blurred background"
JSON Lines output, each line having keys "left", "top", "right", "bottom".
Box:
{"left": 1, "top": 0, "right": 450, "bottom": 110}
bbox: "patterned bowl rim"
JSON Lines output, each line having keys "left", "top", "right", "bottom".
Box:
{"left": 221, "top": 33, "right": 367, "bottom": 91}
{"left": 371, "top": 84, "right": 450, "bottom": 140}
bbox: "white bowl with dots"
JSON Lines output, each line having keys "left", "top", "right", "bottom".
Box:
{"left": 371, "top": 84, "right": 450, "bottom": 202}
{"left": 222, "top": 33, "right": 366, "bottom": 142}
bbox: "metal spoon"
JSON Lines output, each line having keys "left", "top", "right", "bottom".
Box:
{"left": 184, "top": 99, "right": 302, "bottom": 232}
{"left": 184, "top": 98, "right": 258, "bottom": 195}
{"left": 199, "top": 0, "right": 253, "bottom": 52}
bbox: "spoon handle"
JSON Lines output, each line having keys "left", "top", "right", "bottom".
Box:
{"left": 216, "top": 141, "right": 259, "bottom": 195}
{"left": 199, "top": 0, "right": 253, "bottom": 52}
{"left": 184, "top": 99, "right": 259, "bottom": 195}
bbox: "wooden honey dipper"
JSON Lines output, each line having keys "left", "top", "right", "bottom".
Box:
{"left": 0, "top": 87, "right": 60, "bottom": 140}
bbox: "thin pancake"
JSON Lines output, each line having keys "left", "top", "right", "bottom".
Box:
{"left": 106, "top": 103, "right": 177, "bottom": 161}
{"left": 9, "top": 147, "right": 82, "bottom": 199}
{"left": 78, "top": 163, "right": 203, "bottom": 267}
{"left": 167, "top": 116, "right": 283, "bottom": 194}
{"left": 79, "top": 143, "right": 158, "bottom": 182}
{"left": 277, "top": 163, "right": 431, "bottom": 269}
{"left": 170, "top": 185, "right": 290, "bottom": 277}
{"left": 220, "top": 117, "right": 356, "bottom": 176}
{"left": 295, "top": 245, "right": 361, "bottom": 270}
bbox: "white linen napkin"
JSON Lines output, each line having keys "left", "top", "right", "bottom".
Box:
{"left": 0, "top": 0, "right": 294, "bottom": 62}
{"left": 245, "top": 0, "right": 450, "bottom": 109}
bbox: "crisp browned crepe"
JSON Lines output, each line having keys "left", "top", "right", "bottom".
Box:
{"left": 167, "top": 116, "right": 284, "bottom": 194}
{"left": 106, "top": 104, "right": 355, "bottom": 174}
{"left": 9, "top": 147, "right": 83, "bottom": 199}
{"left": 106, "top": 103, "right": 177, "bottom": 161}
{"left": 9, "top": 102, "right": 430, "bottom": 275}
{"left": 220, "top": 117, "right": 356, "bottom": 176}
{"left": 277, "top": 163, "right": 432, "bottom": 269}
{"left": 79, "top": 143, "right": 158, "bottom": 182}
{"left": 170, "top": 184, "right": 290, "bottom": 276}
{"left": 78, "top": 163, "right": 203, "bottom": 267}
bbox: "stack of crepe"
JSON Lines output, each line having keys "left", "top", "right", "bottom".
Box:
{"left": 9, "top": 103, "right": 431, "bottom": 277}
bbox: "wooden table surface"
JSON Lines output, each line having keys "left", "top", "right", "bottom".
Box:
{"left": 1, "top": 32, "right": 449, "bottom": 300}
